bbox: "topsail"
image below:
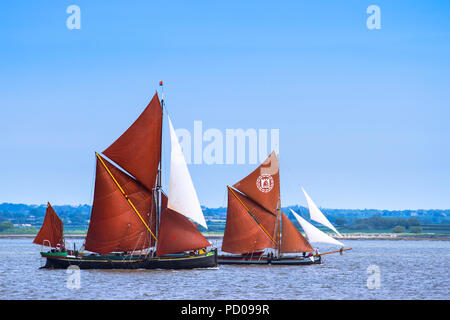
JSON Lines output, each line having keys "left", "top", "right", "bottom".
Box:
{"left": 103, "top": 93, "right": 162, "bottom": 192}
{"left": 167, "top": 116, "right": 208, "bottom": 229}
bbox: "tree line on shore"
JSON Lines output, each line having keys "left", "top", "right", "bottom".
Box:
{"left": 0, "top": 202, "right": 449, "bottom": 234}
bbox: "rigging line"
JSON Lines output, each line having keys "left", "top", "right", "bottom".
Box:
{"left": 83, "top": 155, "right": 98, "bottom": 249}
{"left": 277, "top": 153, "right": 282, "bottom": 256}
{"left": 150, "top": 191, "right": 156, "bottom": 240}
{"left": 124, "top": 232, "right": 141, "bottom": 261}
{"left": 159, "top": 89, "right": 163, "bottom": 189}
{"left": 162, "top": 100, "right": 176, "bottom": 194}
{"left": 227, "top": 185, "right": 279, "bottom": 247}
{"left": 95, "top": 152, "right": 158, "bottom": 242}
{"left": 161, "top": 104, "right": 167, "bottom": 192}
{"left": 154, "top": 89, "right": 165, "bottom": 242}
{"left": 151, "top": 186, "right": 158, "bottom": 258}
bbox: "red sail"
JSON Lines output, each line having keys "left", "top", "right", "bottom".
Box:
{"left": 84, "top": 155, "right": 156, "bottom": 254}
{"left": 280, "top": 211, "right": 313, "bottom": 253}
{"left": 232, "top": 151, "right": 280, "bottom": 214}
{"left": 222, "top": 188, "right": 278, "bottom": 254}
{"left": 33, "top": 202, "right": 63, "bottom": 248}
{"left": 156, "top": 193, "right": 211, "bottom": 256}
{"left": 103, "top": 93, "right": 162, "bottom": 191}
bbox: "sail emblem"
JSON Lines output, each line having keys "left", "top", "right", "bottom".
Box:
{"left": 256, "top": 174, "right": 274, "bottom": 193}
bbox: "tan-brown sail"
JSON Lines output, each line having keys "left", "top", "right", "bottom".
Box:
{"left": 222, "top": 188, "right": 278, "bottom": 254}
{"left": 232, "top": 151, "right": 280, "bottom": 214}
{"left": 156, "top": 193, "right": 211, "bottom": 256}
{"left": 280, "top": 211, "right": 313, "bottom": 253}
{"left": 84, "top": 155, "right": 156, "bottom": 254}
{"left": 33, "top": 202, "right": 64, "bottom": 248}
{"left": 103, "top": 93, "right": 162, "bottom": 192}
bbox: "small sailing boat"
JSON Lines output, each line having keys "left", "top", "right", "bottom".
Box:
{"left": 218, "top": 152, "right": 321, "bottom": 265}
{"left": 291, "top": 188, "right": 352, "bottom": 257}
{"left": 38, "top": 88, "right": 217, "bottom": 269}
{"left": 33, "top": 202, "right": 65, "bottom": 254}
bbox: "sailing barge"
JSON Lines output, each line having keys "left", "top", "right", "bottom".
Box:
{"left": 218, "top": 152, "right": 350, "bottom": 265}
{"left": 35, "top": 90, "right": 217, "bottom": 269}
{"left": 218, "top": 152, "right": 319, "bottom": 265}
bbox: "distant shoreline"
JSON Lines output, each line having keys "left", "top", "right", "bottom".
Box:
{"left": 1, "top": 233, "right": 449, "bottom": 241}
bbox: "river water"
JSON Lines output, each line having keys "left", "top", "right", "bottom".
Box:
{"left": 0, "top": 238, "right": 448, "bottom": 300}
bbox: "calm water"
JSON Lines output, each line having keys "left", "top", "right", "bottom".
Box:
{"left": 0, "top": 238, "right": 448, "bottom": 300}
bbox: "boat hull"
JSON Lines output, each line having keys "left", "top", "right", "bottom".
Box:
{"left": 218, "top": 254, "right": 321, "bottom": 265}
{"left": 41, "top": 249, "right": 218, "bottom": 270}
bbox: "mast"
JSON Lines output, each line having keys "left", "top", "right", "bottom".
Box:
{"left": 276, "top": 194, "right": 281, "bottom": 258}
{"left": 277, "top": 153, "right": 281, "bottom": 258}
{"left": 155, "top": 81, "right": 164, "bottom": 252}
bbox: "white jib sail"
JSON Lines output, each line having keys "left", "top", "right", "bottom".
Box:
{"left": 301, "top": 187, "right": 341, "bottom": 236}
{"left": 167, "top": 116, "right": 208, "bottom": 229}
{"left": 290, "top": 209, "right": 344, "bottom": 247}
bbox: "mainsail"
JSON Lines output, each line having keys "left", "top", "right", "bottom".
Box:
{"left": 222, "top": 188, "right": 278, "bottom": 254}
{"left": 103, "top": 93, "right": 162, "bottom": 192}
{"left": 167, "top": 116, "right": 208, "bottom": 229}
{"left": 302, "top": 187, "right": 341, "bottom": 236}
{"left": 33, "top": 202, "right": 63, "bottom": 248}
{"left": 290, "top": 209, "right": 344, "bottom": 247}
{"left": 156, "top": 193, "right": 211, "bottom": 256}
{"left": 84, "top": 155, "right": 156, "bottom": 254}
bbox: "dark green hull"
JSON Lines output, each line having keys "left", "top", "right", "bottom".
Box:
{"left": 41, "top": 249, "right": 218, "bottom": 270}
{"left": 218, "top": 254, "right": 321, "bottom": 265}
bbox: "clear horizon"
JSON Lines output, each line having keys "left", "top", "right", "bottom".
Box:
{"left": 1, "top": 1, "right": 449, "bottom": 210}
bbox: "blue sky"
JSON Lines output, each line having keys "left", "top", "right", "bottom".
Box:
{"left": 0, "top": 1, "right": 449, "bottom": 209}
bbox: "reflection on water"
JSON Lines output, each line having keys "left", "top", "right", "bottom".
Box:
{"left": 0, "top": 238, "right": 448, "bottom": 299}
